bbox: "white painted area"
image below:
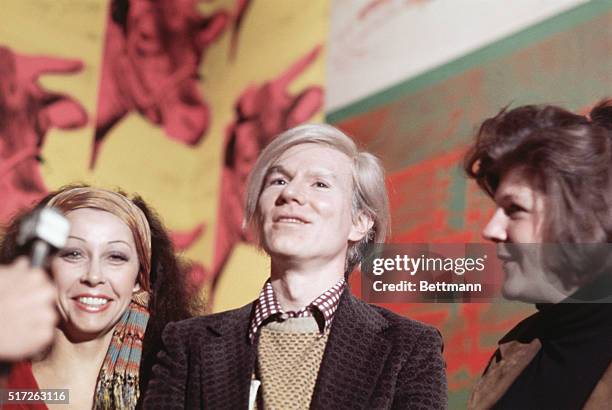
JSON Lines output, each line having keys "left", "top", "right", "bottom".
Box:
{"left": 326, "top": 0, "right": 589, "bottom": 112}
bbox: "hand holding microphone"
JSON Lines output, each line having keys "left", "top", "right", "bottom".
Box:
{"left": 0, "top": 257, "right": 58, "bottom": 361}
{"left": 0, "top": 208, "right": 69, "bottom": 362}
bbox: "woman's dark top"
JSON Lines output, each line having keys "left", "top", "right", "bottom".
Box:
{"left": 493, "top": 274, "right": 612, "bottom": 410}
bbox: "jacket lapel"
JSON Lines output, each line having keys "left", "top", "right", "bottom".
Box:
{"left": 310, "top": 291, "right": 392, "bottom": 409}
{"left": 199, "top": 304, "right": 256, "bottom": 410}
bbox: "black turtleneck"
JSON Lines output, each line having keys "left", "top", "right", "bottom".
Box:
{"left": 492, "top": 274, "right": 612, "bottom": 410}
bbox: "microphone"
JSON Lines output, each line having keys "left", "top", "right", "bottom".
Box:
{"left": 17, "top": 208, "right": 70, "bottom": 267}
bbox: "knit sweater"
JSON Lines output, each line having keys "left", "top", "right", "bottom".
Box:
{"left": 255, "top": 316, "right": 330, "bottom": 409}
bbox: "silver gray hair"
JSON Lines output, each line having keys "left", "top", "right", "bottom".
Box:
{"left": 244, "top": 123, "right": 390, "bottom": 274}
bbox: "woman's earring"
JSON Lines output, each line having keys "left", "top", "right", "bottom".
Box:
{"left": 132, "top": 288, "right": 150, "bottom": 308}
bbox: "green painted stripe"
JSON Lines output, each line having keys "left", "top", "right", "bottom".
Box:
{"left": 326, "top": 0, "right": 612, "bottom": 124}
{"left": 448, "top": 165, "right": 466, "bottom": 231}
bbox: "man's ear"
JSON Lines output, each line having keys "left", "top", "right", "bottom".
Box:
{"left": 349, "top": 212, "right": 374, "bottom": 242}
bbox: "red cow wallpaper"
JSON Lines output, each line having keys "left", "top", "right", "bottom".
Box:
{"left": 92, "top": 0, "right": 251, "bottom": 166}
{"left": 0, "top": 46, "right": 87, "bottom": 222}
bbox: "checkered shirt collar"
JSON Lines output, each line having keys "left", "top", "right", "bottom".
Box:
{"left": 249, "top": 278, "right": 346, "bottom": 343}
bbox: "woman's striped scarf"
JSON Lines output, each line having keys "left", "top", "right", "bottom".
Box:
{"left": 93, "top": 291, "right": 150, "bottom": 410}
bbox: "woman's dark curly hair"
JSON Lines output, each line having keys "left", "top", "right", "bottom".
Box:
{"left": 464, "top": 100, "right": 612, "bottom": 287}
{"left": 0, "top": 184, "right": 203, "bottom": 400}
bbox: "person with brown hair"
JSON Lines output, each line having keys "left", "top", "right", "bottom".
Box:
{"left": 465, "top": 101, "right": 612, "bottom": 409}
{"left": 0, "top": 185, "right": 199, "bottom": 409}
{"left": 144, "top": 124, "right": 447, "bottom": 409}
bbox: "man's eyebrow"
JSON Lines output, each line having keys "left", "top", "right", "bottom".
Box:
{"left": 266, "top": 166, "right": 290, "bottom": 176}
{"left": 265, "top": 166, "right": 340, "bottom": 182}
{"left": 306, "top": 170, "right": 338, "bottom": 180}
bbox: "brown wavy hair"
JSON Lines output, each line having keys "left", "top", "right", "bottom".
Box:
{"left": 464, "top": 100, "right": 612, "bottom": 287}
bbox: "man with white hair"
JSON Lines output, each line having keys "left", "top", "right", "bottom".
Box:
{"left": 145, "top": 124, "right": 447, "bottom": 409}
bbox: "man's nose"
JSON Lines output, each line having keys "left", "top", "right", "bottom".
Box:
{"left": 482, "top": 208, "right": 508, "bottom": 243}
{"left": 277, "top": 180, "right": 306, "bottom": 205}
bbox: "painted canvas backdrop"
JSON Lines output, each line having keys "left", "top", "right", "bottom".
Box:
{"left": 0, "top": 0, "right": 327, "bottom": 307}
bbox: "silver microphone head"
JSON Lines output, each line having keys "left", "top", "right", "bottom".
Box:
{"left": 17, "top": 207, "right": 70, "bottom": 267}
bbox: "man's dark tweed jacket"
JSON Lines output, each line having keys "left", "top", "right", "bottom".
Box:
{"left": 143, "top": 289, "right": 447, "bottom": 409}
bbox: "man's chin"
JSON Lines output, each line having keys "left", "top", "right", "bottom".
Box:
{"left": 265, "top": 245, "right": 307, "bottom": 260}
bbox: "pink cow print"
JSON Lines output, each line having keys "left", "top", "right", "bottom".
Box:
{"left": 0, "top": 45, "right": 87, "bottom": 223}
{"left": 91, "top": 0, "right": 251, "bottom": 167}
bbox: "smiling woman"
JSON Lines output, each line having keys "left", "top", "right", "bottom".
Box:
{"left": 0, "top": 185, "right": 199, "bottom": 409}
{"left": 52, "top": 208, "right": 141, "bottom": 341}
